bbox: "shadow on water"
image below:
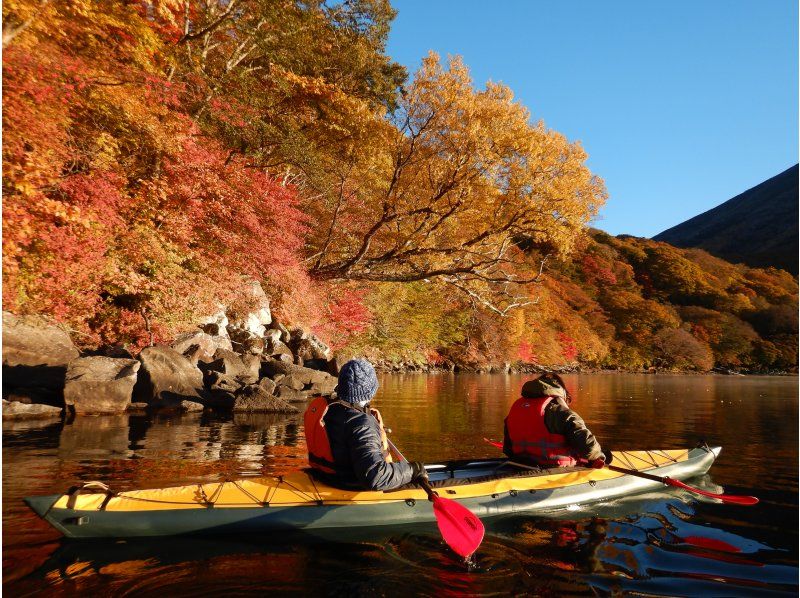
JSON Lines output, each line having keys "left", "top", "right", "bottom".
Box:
{"left": 3, "top": 373, "right": 798, "bottom": 595}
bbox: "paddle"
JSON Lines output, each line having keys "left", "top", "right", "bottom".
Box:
{"left": 386, "top": 438, "right": 485, "bottom": 558}
{"left": 482, "top": 437, "right": 759, "bottom": 506}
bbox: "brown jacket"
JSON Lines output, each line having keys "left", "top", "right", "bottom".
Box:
{"left": 503, "top": 397, "right": 604, "bottom": 462}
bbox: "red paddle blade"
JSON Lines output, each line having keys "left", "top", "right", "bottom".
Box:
{"left": 432, "top": 495, "right": 485, "bottom": 558}
{"left": 665, "top": 478, "right": 759, "bottom": 506}
{"left": 483, "top": 437, "right": 503, "bottom": 449}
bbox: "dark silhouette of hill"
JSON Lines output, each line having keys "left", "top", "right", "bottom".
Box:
{"left": 654, "top": 165, "right": 798, "bottom": 274}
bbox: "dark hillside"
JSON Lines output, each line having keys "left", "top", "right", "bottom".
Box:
{"left": 654, "top": 165, "right": 798, "bottom": 274}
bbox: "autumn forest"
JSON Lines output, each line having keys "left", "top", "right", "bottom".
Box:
{"left": 3, "top": 0, "right": 797, "bottom": 372}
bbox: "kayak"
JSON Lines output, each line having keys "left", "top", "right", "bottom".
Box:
{"left": 25, "top": 446, "right": 720, "bottom": 539}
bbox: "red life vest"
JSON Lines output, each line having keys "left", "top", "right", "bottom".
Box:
{"left": 504, "top": 396, "right": 577, "bottom": 467}
{"left": 303, "top": 397, "right": 394, "bottom": 474}
{"left": 304, "top": 396, "right": 337, "bottom": 473}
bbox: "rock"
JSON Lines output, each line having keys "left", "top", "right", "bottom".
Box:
{"left": 275, "top": 386, "right": 311, "bottom": 403}
{"left": 277, "top": 373, "right": 305, "bottom": 391}
{"left": 171, "top": 332, "right": 220, "bottom": 363}
{"left": 127, "top": 402, "right": 149, "bottom": 413}
{"left": 326, "top": 356, "right": 347, "bottom": 377}
{"left": 64, "top": 357, "right": 140, "bottom": 414}
{"left": 3, "top": 311, "right": 80, "bottom": 391}
{"left": 229, "top": 279, "right": 272, "bottom": 337}
{"left": 204, "top": 349, "right": 259, "bottom": 384}
{"left": 312, "top": 375, "right": 337, "bottom": 396}
{"left": 199, "top": 306, "right": 229, "bottom": 335}
{"left": 233, "top": 385, "right": 297, "bottom": 413}
{"left": 204, "top": 370, "right": 242, "bottom": 394}
{"left": 2, "top": 399, "right": 62, "bottom": 419}
{"left": 227, "top": 326, "right": 264, "bottom": 355}
{"left": 266, "top": 338, "right": 294, "bottom": 361}
{"left": 3, "top": 386, "right": 63, "bottom": 407}
{"left": 260, "top": 359, "right": 332, "bottom": 386}
{"left": 206, "top": 388, "right": 236, "bottom": 409}
{"left": 180, "top": 400, "right": 204, "bottom": 412}
{"left": 268, "top": 320, "right": 291, "bottom": 344}
{"left": 258, "top": 377, "right": 277, "bottom": 395}
{"left": 134, "top": 345, "right": 206, "bottom": 405}
{"left": 264, "top": 329, "right": 282, "bottom": 346}
{"left": 302, "top": 358, "right": 329, "bottom": 372}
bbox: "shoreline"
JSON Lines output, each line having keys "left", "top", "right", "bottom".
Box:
{"left": 372, "top": 361, "right": 797, "bottom": 377}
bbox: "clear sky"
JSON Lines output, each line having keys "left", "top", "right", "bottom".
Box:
{"left": 386, "top": 0, "right": 798, "bottom": 237}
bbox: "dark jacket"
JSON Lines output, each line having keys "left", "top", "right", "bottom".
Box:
{"left": 503, "top": 397, "right": 604, "bottom": 462}
{"left": 321, "top": 402, "right": 413, "bottom": 491}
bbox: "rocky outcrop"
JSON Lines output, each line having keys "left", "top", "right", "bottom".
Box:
{"left": 64, "top": 356, "right": 140, "bottom": 414}
{"left": 134, "top": 345, "right": 206, "bottom": 406}
{"left": 2, "top": 399, "right": 62, "bottom": 419}
{"left": 3, "top": 312, "right": 80, "bottom": 394}
{"left": 233, "top": 385, "right": 297, "bottom": 413}
{"left": 261, "top": 359, "right": 337, "bottom": 396}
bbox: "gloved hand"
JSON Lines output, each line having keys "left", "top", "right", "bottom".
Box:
{"left": 588, "top": 457, "right": 606, "bottom": 469}
{"left": 409, "top": 461, "right": 429, "bottom": 482}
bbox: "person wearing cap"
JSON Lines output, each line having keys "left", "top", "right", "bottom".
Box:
{"left": 303, "top": 358, "right": 428, "bottom": 490}
{"left": 502, "top": 373, "right": 609, "bottom": 469}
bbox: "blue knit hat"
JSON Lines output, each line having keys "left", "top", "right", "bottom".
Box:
{"left": 336, "top": 359, "right": 379, "bottom": 407}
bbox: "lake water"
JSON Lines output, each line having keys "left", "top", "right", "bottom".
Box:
{"left": 3, "top": 373, "right": 798, "bottom": 596}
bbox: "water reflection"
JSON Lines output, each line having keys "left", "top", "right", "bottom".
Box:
{"left": 3, "top": 373, "right": 797, "bottom": 595}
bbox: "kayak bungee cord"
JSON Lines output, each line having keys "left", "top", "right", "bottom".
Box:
{"left": 482, "top": 438, "right": 759, "bottom": 506}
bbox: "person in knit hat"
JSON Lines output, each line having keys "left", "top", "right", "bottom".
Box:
{"left": 303, "top": 358, "right": 428, "bottom": 490}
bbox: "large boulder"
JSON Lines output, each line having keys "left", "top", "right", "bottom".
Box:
{"left": 64, "top": 357, "right": 140, "bottom": 414}
{"left": 262, "top": 359, "right": 337, "bottom": 395}
{"left": 233, "top": 385, "right": 297, "bottom": 413}
{"left": 2, "top": 399, "right": 62, "bottom": 419}
{"left": 171, "top": 331, "right": 231, "bottom": 364}
{"left": 289, "top": 329, "right": 332, "bottom": 362}
{"left": 134, "top": 345, "right": 206, "bottom": 406}
{"left": 2, "top": 312, "right": 80, "bottom": 391}
{"left": 203, "top": 349, "right": 259, "bottom": 384}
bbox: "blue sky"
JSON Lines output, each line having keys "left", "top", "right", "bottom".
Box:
{"left": 386, "top": 1, "right": 798, "bottom": 237}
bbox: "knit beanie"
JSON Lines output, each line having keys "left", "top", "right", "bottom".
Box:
{"left": 336, "top": 358, "right": 379, "bottom": 407}
{"left": 521, "top": 376, "right": 566, "bottom": 399}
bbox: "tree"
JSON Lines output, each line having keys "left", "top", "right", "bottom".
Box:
{"left": 653, "top": 328, "right": 714, "bottom": 371}
{"left": 308, "top": 54, "right": 606, "bottom": 313}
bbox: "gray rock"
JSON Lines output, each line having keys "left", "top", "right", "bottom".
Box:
{"left": 3, "top": 311, "right": 80, "bottom": 390}
{"left": 266, "top": 337, "right": 293, "bottom": 359}
{"left": 233, "top": 385, "right": 297, "bottom": 413}
{"left": 3, "top": 386, "right": 63, "bottom": 407}
{"left": 264, "top": 329, "right": 282, "bottom": 346}
{"left": 275, "top": 386, "right": 311, "bottom": 403}
{"left": 260, "top": 359, "right": 333, "bottom": 387}
{"left": 268, "top": 320, "right": 291, "bottom": 344}
{"left": 2, "top": 399, "right": 62, "bottom": 419}
{"left": 204, "top": 371, "right": 242, "bottom": 394}
{"left": 134, "top": 345, "right": 206, "bottom": 405}
{"left": 257, "top": 377, "right": 277, "bottom": 395}
{"left": 127, "top": 402, "right": 149, "bottom": 412}
{"left": 171, "top": 332, "right": 220, "bottom": 363}
{"left": 180, "top": 400, "right": 204, "bottom": 412}
{"left": 229, "top": 279, "right": 272, "bottom": 337}
{"left": 64, "top": 356, "right": 140, "bottom": 414}
{"left": 277, "top": 373, "right": 305, "bottom": 391}
{"left": 204, "top": 349, "right": 258, "bottom": 384}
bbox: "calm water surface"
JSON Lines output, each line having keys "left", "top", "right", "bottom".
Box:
{"left": 3, "top": 373, "right": 798, "bottom": 596}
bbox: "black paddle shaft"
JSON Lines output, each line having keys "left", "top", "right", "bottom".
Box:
{"left": 606, "top": 464, "right": 672, "bottom": 484}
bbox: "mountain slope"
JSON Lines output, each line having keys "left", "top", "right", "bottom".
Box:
{"left": 654, "top": 165, "right": 799, "bottom": 274}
